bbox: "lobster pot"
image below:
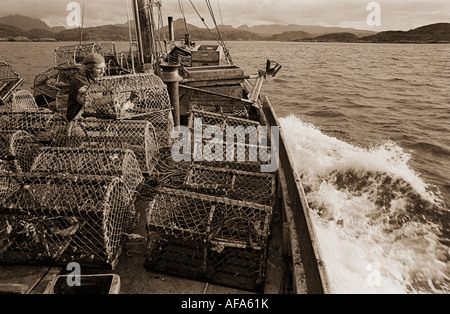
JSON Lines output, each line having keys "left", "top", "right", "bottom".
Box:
{"left": 33, "top": 66, "right": 80, "bottom": 100}
{"left": 155, "top": 154, "right": 276, "bottom": 207}
{"left": 54, "top": 42, "right": 117, "bottom": 67}
{"left": 0, "top": 110, "right": 67, "bottom": 142}
{"left": 0, "top": 130, "right": 41, "bottom": 173}
{"left": 188, "top": 109, "right": 261, "bottom": 145}
{"left": 183, "top": 165, "right": 276, "bottom": 207}
{"left": 31, "top": 147, "right": 144, "bottom": 192}
{"left": 64, "top": 119, "right": 158, "bottom": 176}
{"left": 145, "top": 188, "right": 273, "bottom": 292}
{"left": 142, "top": 109, "right": 174, "bottom": 148}
{"left": 0, "top": 89, "right": 39, "bottom": 113}
{"left": 0, "top": 61, "right": 23, "bottom": 104}
{"left": 192, "top": 140, "right": 273, "bottom": 173}
{"left": 83, "top": 73, "right": 171, "bottom": 119}
{"left": 0, "top": 172, "right": 136, "bottom": 268}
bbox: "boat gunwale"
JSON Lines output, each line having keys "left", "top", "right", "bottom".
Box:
{"left": 244, "top": 78, "right": 330, "bottom": 294}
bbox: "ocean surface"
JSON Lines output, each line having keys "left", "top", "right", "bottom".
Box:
{"left": 1, "top": 41, "right": 449, "bottom": 294}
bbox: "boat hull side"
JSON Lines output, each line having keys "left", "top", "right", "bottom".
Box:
{"left": 259, "top": 94, "right": 330, "bottom": 294}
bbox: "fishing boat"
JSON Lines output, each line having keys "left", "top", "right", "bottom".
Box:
{"left": 0, "top": 0, "right": 330, "bottom": 295}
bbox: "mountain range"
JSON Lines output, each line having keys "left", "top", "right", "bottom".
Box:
{"left": 0, "top": 15, "right": 449, "bottom": 44}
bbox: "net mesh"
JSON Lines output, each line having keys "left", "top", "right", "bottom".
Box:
{"left": 0, "top": 90, "right": 39, "bottom": 113}
{"left": 0, "top": 62, "right": 23, "bottom": 104}
{"left": 31, "top": 147, "right": 144, "bottom": 192}
{"left": 145, "top": 188, "right": 273, "bottom": 292}
{"left": 0, "top": 59, "right": 278, "bottom": 291}
{"left": 33, "top": 66, "right": 80, "bottom": 101}
{"left": 0, "top": 110, "right": 67, "bottom": 143}
{"left": 83, "top": 73, "right": 171, "bottom": 119}
{"left": 0, "top": 173, "right": 137, "bottom": 267}
{"left": 0, "top": 146, "right": 143, "bottom": 267}
{"left": 154, "top": 153, "right": 276, "bottom": 207}
{"left": 61, "top": 119, "right": 159, "bottom": 176}
{"left": 54, "top": 43, "right": 117, "bottom": 68}
{"left": 188, "top": 109, "right": 261, "bottom": 146}
{"left": 0, "top": 130, "right": 41, "bottom": 173}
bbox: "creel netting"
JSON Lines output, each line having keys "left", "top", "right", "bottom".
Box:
{"left": 83, "top": 73, "right": 171, "bottom": 119}
{"left": 61, "top": 118, "right": 159, "bottom": 176}
{"left": 145, "top": 187, "right": 273, "bottom": 292}
{"left": 0, "top": 146, "right": 143, "bottom": 267}
{"left": 0, "top": 61, "right": 23, "bottom": 104}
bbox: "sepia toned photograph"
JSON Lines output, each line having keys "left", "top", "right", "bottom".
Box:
{"left": 0, "top": 0, "right": 449, "bottom": 299}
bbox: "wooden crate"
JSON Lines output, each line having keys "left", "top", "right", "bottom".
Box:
{"left": 191, "top": 45, "right": 223, "bottom": 67}
{"left": 183, "top": 65, "right": 245, "bottom": 87}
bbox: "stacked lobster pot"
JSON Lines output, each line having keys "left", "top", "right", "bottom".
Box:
{"left": 145, "top": 100, "right": 277, "bottom": 292}
{"left": 0, "top": 89, "right": 67, "bottom": 173}
{"left": 82, "top": 73, "right": 174, "bottom": 148}
{"left": 0, "top": 62, "right": 156, "bottom": 269}
{"left": 33, "top": 42, "right": 121, "bottom": 113}
{"left": 62, "top": 119, "right": 159, "bottom": 176}
{"left": 0, "top": 147, "right": 144, "bottom": 268}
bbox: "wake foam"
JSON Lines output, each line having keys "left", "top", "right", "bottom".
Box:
{"left": 279, "top": 115, "right": 449, "bottom": 294}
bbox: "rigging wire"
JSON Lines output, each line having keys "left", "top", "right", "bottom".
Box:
{"left": 178, "top": 0, "right": 190, "bottom": 35}
{"left": 205, "top": 0, "right": 233, "bottom": 64}
{"left": 155, "top": 0, "right": 168, "bottom": 56}
{"left": 188, "top": 0, "right": 233, "bottom": 64}
{"left": 78, "top": 0, "right": 86, "bottom": 43}
{"left": 216, "top": 0, "right": 224, "bottom": 26}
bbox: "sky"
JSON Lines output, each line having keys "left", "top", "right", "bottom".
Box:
{"left": 1, "top": 0, "right": 450, "bottom": 31}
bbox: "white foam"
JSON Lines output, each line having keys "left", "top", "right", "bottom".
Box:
{"left": 279, "top": 115, "right": 449, "bottom": 294}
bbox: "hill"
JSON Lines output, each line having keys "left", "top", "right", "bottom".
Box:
{"left": 55, "top": 25, "right": 132, "bottom": 41}
{"left": 0, "top": 23, "right": 30, "bottom": 38}
{"left": 0, "top": 15, "right": 50, "bottom": 31}
{"left": 0, "top": 15, "right": 448, "bottom": 44}
{"left": 237, "top": 24, "right": 377, "bottom": 38}
{"left": 359, "top": 23, "right": 450, "bottom": 43}
{"left": 270, "top": 31, "right": 311, "bottom": 42}
{"left": 299, "top": 32, "right": 359, "bottom": 43}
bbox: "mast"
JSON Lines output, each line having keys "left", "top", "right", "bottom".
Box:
{"left": 132, "top": 0, "right": 158, "bottom": 72}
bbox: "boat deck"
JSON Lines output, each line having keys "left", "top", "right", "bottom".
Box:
{"left": 0, "top": 181, "right": 296, "bottom": 294}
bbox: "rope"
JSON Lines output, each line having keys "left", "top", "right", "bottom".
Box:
{"left": 216, "top": 0, "right": 224, "bottom": 26}
{"left": 178, "top": 0, "right": 190, "bottom": 35}
{"left": 206, "top": 0, "right": 232, "bottom": 63}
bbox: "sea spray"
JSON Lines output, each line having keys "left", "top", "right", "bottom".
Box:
{"left": 279, "top": 115, "right": 449, "bottom": 294}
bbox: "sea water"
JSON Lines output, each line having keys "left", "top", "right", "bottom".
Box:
{"left": 1, "top": 41, "right": 449, "bottom": 294}
{"left": 230, "top": 41, "right": 450, "bottom": 294}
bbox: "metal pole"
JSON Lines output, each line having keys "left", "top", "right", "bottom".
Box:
{"left": 132, "top": 0, "right": 145, "bottom": 66}
{"left": 168, "top": 16, "right": 174, "bottom": 41}
{"left": 160, "top": 63, "right": 183, "bottom": 126}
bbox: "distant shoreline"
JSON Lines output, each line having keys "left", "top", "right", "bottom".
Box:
{"left": 1, "top": 16, "right": 449, "bottom": 45}
{"left": 1, "top": 38, "right": 449, "bottom": 44}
